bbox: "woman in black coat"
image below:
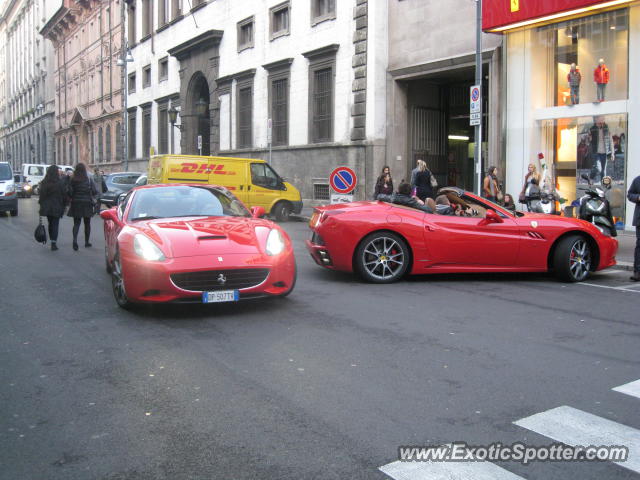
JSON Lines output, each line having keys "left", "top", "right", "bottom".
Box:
{"left": 414, "top": 159, "right": 434, "bottom": 202}
{"left": 38, "top": 165, "right": 67, "bottom": 251}
{"left": 67, "top": 163, "right": 97, "bottom": 251}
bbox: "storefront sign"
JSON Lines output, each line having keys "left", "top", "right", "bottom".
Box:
{"left": 483, "top": 0, "right": 623, "bottom": 32}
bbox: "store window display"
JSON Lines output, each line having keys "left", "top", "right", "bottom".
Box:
{"left": 541, "top": 113, "right": 627, "bottom": 224}
{"left": 531, "top": 9, "right": 628, "bottom": 107}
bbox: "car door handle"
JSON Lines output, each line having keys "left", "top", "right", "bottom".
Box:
{"left": 424, "top": 223, "right": 439, "bottom": 232}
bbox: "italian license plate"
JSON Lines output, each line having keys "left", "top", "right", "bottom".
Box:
{"left": 202, "top": 290, "right": 239, "bottom": 303}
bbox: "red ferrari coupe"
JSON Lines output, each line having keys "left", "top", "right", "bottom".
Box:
{"left": 306, "top": 188, "right": 618, "bottom": 283}
{"left": 100, "top": 184, "right": 296, "bottom": 308}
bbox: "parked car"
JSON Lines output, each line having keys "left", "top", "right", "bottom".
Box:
{"left": 306, "top": 187, "right": 618, "bottom": 284}
{"left": 0, "top": 162, "right": 18, "bottom": 216}
{"left": 13, "top": 174, "right": 33, "bottom": 198}
{"left": 100, "top": 184, "right": 296, "bottom": 309}
{"left": 99, "top": 172, "right": 143, "bottom": 207}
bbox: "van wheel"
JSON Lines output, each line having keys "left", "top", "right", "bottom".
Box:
{"left": 273, "top": 202, "right": 292, "bottom": 222}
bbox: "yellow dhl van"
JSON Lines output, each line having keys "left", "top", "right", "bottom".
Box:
{"left": 147, "top": 155, "right": 303, "bottom": 221}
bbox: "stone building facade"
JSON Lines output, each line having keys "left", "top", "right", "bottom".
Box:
{"left": 1, "top": 0, "right": 55, "bottom": 171}
{"left": 387, "top": 0, "right": 503, "bottom": 191}
{"left": 125, "top": 0, "right": 388, "bottom": 202}
{"left": 42, "top": 0, "right": 123, "bottom": 172}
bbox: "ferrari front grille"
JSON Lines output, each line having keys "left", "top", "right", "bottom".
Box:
{"left": 171, "top": 268, "right": 270, "bottom": 292}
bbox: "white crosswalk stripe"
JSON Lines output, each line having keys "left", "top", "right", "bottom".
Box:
{"left": 379, "top": 453, "right": 525, "bottom": 480}
{"left": 613, "top": 379, "right": 640, "bottom": 400}
{"left": 514, "top": 406, "right": 640, "bottom": 474}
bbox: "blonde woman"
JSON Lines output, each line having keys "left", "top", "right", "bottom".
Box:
{"left": 519, "top": 163, "right": 541, "bottom": 204}
{"left": 414, "top": 159, "right": 435, "bottom": 201}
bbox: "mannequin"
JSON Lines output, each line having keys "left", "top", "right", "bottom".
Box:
{"left": 567, "top": 63, "right": 581, "bottom": 105}
{"left": 594, "top": 58, "right": 610, "bottom": 102}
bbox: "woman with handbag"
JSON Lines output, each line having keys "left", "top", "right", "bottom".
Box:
{"left": 67, "top": 163, "right": 98, "bottom": 251}
{"left": 519, "top": 163, "right": 541, "bottom": 209}
{"left": 414, "top": 159, "right": 437, "bottom": 202}
{"left": 483, "top": 166, "right": 501, "bottom": 203}
{"left": 38, "top": 165, "right": 67, "bottom": 251}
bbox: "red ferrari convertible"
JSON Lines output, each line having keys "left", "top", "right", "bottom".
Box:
{"left": 100, "top": 184, "right": 296, "bottom": 308}
{"left": 306, "top": 188, "right": 618, "bottom": 283}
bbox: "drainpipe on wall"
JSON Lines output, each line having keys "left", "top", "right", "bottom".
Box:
{"left": 109, "top": 0, "right": 113, "bottom": 108}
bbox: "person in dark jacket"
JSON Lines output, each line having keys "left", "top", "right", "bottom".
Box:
{"left": 373, "top": 166, "right": 394, "bottom": 199}
{"left": 628, "top": 174, "right": 640, "bottom": 281}
{"left": 67, "top": 162, "right": 97, "bottom": 251}
{"left": 413, "top": 159, "right": 434, "bottom": 202}
{"left": 378, "top": 182, "right": 433, "bottom": 213}
{"left": 38, "top": 165, "right": 67, "bottom": 251}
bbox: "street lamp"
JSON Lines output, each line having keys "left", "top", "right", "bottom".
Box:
{"left": 117, "top": 43, "right": 134, "bottom": 171}
{"left": 195, "top": 98, "right": 208, "bottom": 118}
{"left": 168, "top": 104, "right": 182, "bottom": 155}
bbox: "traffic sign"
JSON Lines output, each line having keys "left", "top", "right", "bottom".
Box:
{"left": 329, "top": 166, "right": 357, "bottom": 194}
{"left": 470, "top": 85, "right": 481, "bottom": 113}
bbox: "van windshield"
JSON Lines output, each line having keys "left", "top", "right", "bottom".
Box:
{"left": 0, "top": 164, "right": 12, "bottom": 181}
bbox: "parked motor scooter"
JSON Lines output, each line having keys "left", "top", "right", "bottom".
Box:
{"left": 578, "top": 173, "right": 617, "bottom": 237}
{"left": 524, "top": 180, "right": 558, "bottom": 214}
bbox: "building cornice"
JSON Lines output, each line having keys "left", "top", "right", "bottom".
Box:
{"left": 168, "top": 29, "right": 224, "bottom": 61}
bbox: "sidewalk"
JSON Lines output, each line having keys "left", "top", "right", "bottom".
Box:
{"left": 292, "top": 206, "right": 635, "bottom": 271}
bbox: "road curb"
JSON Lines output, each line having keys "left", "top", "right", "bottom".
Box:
{"left": 611, "top": 261, "right": 634, "bottom": 272}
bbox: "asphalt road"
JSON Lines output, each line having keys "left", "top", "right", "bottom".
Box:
{"left": 1, "top": 198, "right": 639, "bottom": 480}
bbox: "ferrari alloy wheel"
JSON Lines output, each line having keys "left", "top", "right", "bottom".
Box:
{"left": 111, "top": 249, "right": 134, "bottom": 309}
{"left": 554, "top": 235, "right": 592, "bottom": 282}
{"left": 355, "top": 232, "right": 409, "bottom": 283}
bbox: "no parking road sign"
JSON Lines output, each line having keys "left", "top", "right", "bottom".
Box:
{"left": 329, "top": 166, "right": 357, "bottom": 194}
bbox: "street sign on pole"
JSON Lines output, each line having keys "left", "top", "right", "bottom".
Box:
{"left": 329, "top": 166, "right": 357, "bottom": 195}
{"left": 470, "top": 85, "right": 481, "bottom": 126}
{"left": 197, "top": 135, "right": 202, "bottom": 156}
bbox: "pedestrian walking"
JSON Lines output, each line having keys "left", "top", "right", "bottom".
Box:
{"left": 38, "top": 165, "right": 67, "bottom": 251}
{"left": 519, "top": 163, "right": 541, "bottom": 206}
{"left": 67, "top": 163, "right": 98, "bottom": 251}
{"left": 373, "top": 165, "right": 394, "bottom": 199}
{"left": 483, "top": 166, "right": 501, "bottom": 203}
{"left": 414, "top": 159, "right": 436, "bottom": 202}
{"left": 627, "top": 174, "right": 640, "bottom": 281}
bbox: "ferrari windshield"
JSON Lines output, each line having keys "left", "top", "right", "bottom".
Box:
{"left": 129, "top": 186, "right": 250, "bottom": 221}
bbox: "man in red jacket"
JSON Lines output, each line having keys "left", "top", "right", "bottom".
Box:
{"left": 594, "top": 59, "right": 610, "bottom": 102}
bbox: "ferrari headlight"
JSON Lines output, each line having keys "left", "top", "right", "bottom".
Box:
{"left": 266, "top": 229, "right": 285, "bottom": 256}
{"left": 133, "top": 234, "right": 165, "bottom": 261}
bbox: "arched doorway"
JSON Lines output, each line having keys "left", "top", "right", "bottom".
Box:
{"left": 186, "top": 73, "right": 210, "bottom": 156}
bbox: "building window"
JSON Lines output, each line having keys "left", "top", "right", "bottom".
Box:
{"left": 128, "top": 72, "right": 136, "bottom": 93}
{"left": 158, "top": 0, "right": 169, "bottom": 27}
{"left": 158, "top": 57, "right": 168, "bottom": 82}
{"left": 142, "top": 0, "right": 152, "bottom": 38}
{"left": 311, "top": 67, "right": 333, "bottom": 143}
{"left": 89, "top": 128, "right": 94, "bottom": 163}
{"left": 128, "top": 110, "right": 136, "bottom": 160}
{"left": 271, "top": 78, "right": 289, "bottom": 146}
{"left": 105, "top": 125, "right": 112, "bottom": 162}
{"left": 311, "top": 0, "right": 335, "bottom": 25}
{"left": 530, "top": 9, "right": 628, "bottom": 107}
{"left": 143, "top": 65, "right": 151, "bottom": 88}
{"left": 127, "top": 3, "right": 136, "bottom": 43}
{"left": 171, "top": 0, "right": 182, "bottom": 19}
{"left": 98, "top": 127, "right": 103, "bottom": 163}
{"left": 142, "top": 106, "right": 151, "bottom": 158}
{"left": 237, "top": 84, "right": 253, "bottom": 149}
{"left": 115, "top": 122, "right": 122, "bottom": 161}
{"left": 68, "top": 136, "right": 73, "bottom": 164}
{"left": 304, "top": 45, "right": 337, "bottom": 143}
{"left": 270, "top": 2, "right": 290, "bottom": 39}
{"left": 158, "top": 104, "right": 168, "bottom": 154}
{"left": 237, "top": 16, "right": 254, "bottom": 52}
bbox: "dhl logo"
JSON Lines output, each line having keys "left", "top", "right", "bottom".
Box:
{"left": 169, "top": 163, "right": 236, "bottom": 175}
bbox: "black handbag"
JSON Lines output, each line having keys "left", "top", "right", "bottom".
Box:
{"left": 34, "top": 217, "right": 47, "bottom": 244}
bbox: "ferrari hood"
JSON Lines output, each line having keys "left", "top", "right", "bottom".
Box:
{"left": 133, "top": 216, "right": 271, "bottom": 258}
